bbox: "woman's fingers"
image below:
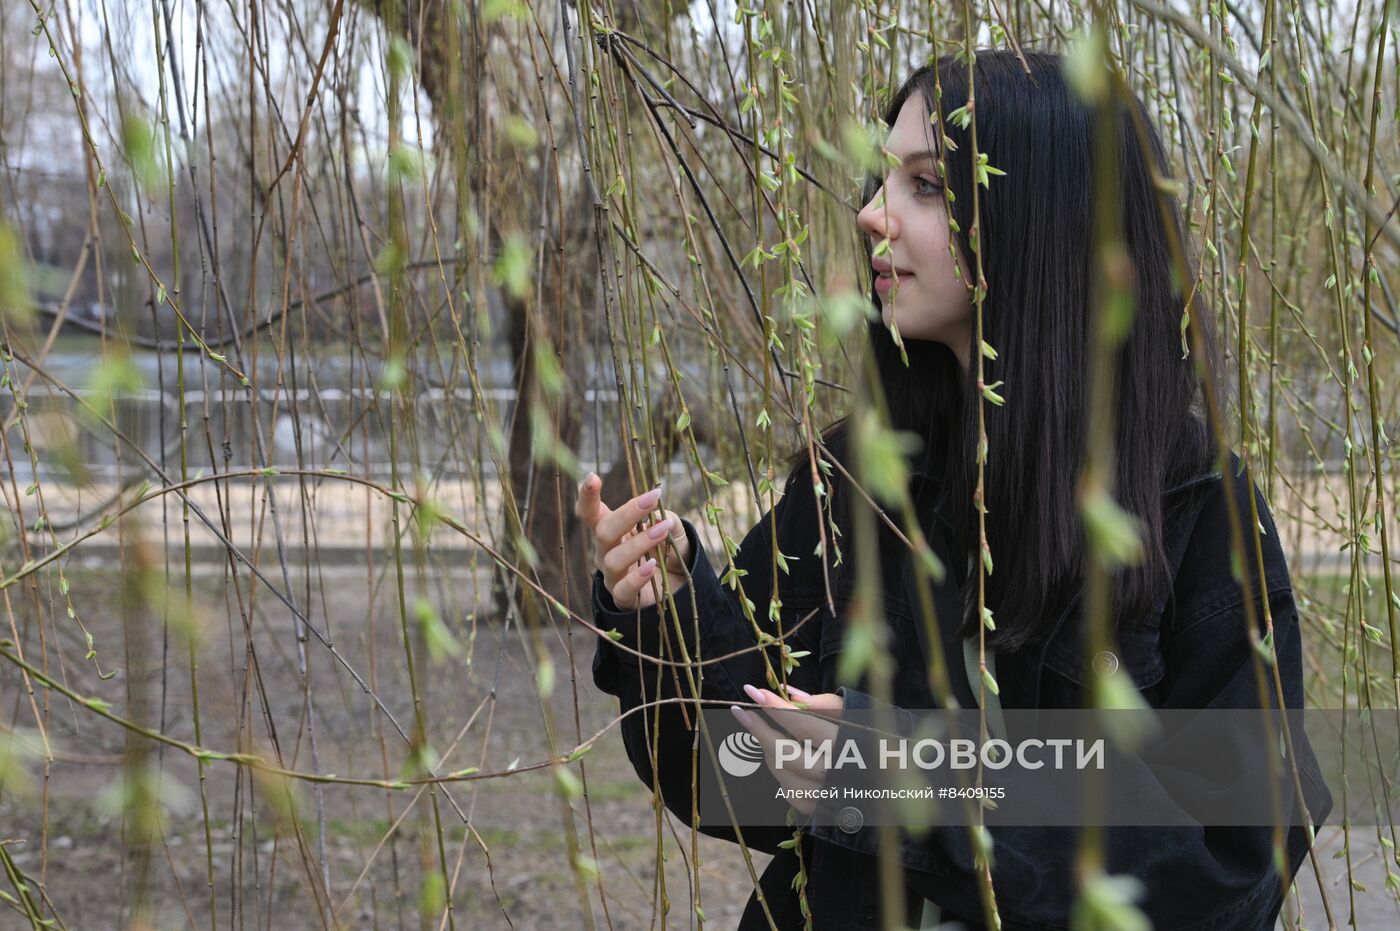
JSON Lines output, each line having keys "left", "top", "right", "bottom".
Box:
{"left": 745, "top": 686, "right": 844, "bottom": 742}
{"left": 578, "top": 477, "right": 689, "bottom": 608}
{"left": 594, "top": 485, "right": 663, "bottom": 554}
{"left": 601, "top": 514, "right": 676, "bottom": 577}
{"left": 608, "top": 557, "right": 659, "bottom": 610}
{"left": 733, "top": 691, "right": 844, "bottom": 815}
{"left": 731, "top": 706, "right": 824, "bottom": 799}
{"left": 574, "top": 472, "right": 609, "bottom": 528}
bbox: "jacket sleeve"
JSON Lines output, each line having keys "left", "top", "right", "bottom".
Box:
{"left": 806, "top": 468, "right": 1334, "bottom": 930}
{"left": 590, "top": 473, "right": 829, "bottom": 855}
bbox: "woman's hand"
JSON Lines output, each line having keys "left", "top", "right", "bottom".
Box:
{"left": 731, "top": 684, "right": 845, "bottom": 816}
{"left": 575, "top": 472, "right": 692, "bottom": 610}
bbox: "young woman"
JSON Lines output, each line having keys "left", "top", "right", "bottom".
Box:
{"left": 577, "top": 50, "right": 1331, "bottom": 930}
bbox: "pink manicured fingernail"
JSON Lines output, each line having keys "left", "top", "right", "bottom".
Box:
{"left": 730, "top": 706, "right": 751, "bottom": 727}
{"left": 639, "top": 558, "right": 657, "bottom": 577}
{"left": 742, "top": 683, "right": 763, "bottom": 703}
{"left": 637, "top": 487, "right": 662, "bottom": 509}
{"left": 647, "top": 517, "right": 674, "bottom": 540}
{"left": 786, "top": 686, "right": 811, "bottom": 700}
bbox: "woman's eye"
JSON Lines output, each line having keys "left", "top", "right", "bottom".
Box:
{"left": 913, "top": 176, "right": 943, "bottom": 198}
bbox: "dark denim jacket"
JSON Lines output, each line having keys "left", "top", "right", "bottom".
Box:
{"left": 591, "top": 448, "right": 1333, "bottom": 930}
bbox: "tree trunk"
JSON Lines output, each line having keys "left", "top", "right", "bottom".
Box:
{"left": 359, "top": 0, "right": 706, "bottom": 623}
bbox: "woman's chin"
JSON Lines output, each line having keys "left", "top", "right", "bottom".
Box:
{"left": 879, "top": 312, "right": 941, "bottom": 344}
{"left": 881, "top": 308, "right": 914, "bottom": 335}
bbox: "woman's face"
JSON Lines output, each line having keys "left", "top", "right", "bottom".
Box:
{"left": 856, "top": 94, "right": 973, "bottom": 368}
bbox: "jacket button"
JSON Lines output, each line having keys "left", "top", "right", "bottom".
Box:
{"left": 1092, "top": 651, "right": 1119, "bottom": 676}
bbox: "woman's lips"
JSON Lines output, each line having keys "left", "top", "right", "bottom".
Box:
{"left": 874, "top": 271, "right": 912, "bottom": 295}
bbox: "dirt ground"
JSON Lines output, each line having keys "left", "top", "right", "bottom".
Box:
{"left": 0, "top": 561, "right": 1393, "bottom": 930}
{"left": 0, "top": 561, "right": 771, "bottom": 931}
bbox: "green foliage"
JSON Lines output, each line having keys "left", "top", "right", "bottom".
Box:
{"left": 492, "top": 233, "right": 531, "bottom": 299}
{"left": 1080, "top": 489, "right": 1145, "bottom": 568}
{"left": 852, "top": 410, "right": 918, "bottom": 507}
{"left": 0, "top": 221, "right": 32, "bottom": 327}
{"left": 0, "top": 728, "right": 42, "bottom": 797}
{"left": 415, "top": 596, "right": 461, "bottom": 664}
{"left": 1071, "top": 871, "right": 1150, "bottom": 931}
{"left": 1066, "top": 27, "right": 1110, "bottom": 103}
{"left": 120, "top": 110, "right": 162, "bottom": 192}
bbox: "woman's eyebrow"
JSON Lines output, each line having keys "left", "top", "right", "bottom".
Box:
{"left": 892, "top": 150, "right": 937, "bottom": 168}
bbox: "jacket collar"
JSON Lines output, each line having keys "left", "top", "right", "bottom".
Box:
{"left": 1162, "top": 466, "right": 1222, "bottom": 498}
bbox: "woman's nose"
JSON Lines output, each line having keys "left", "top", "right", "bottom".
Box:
{"left": 857, "top": 187, "right": 895, "bottom": 240}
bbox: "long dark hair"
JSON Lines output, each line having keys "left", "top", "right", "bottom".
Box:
{"left": 784, "top": 49, "right": 1226, "bottom": 653}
